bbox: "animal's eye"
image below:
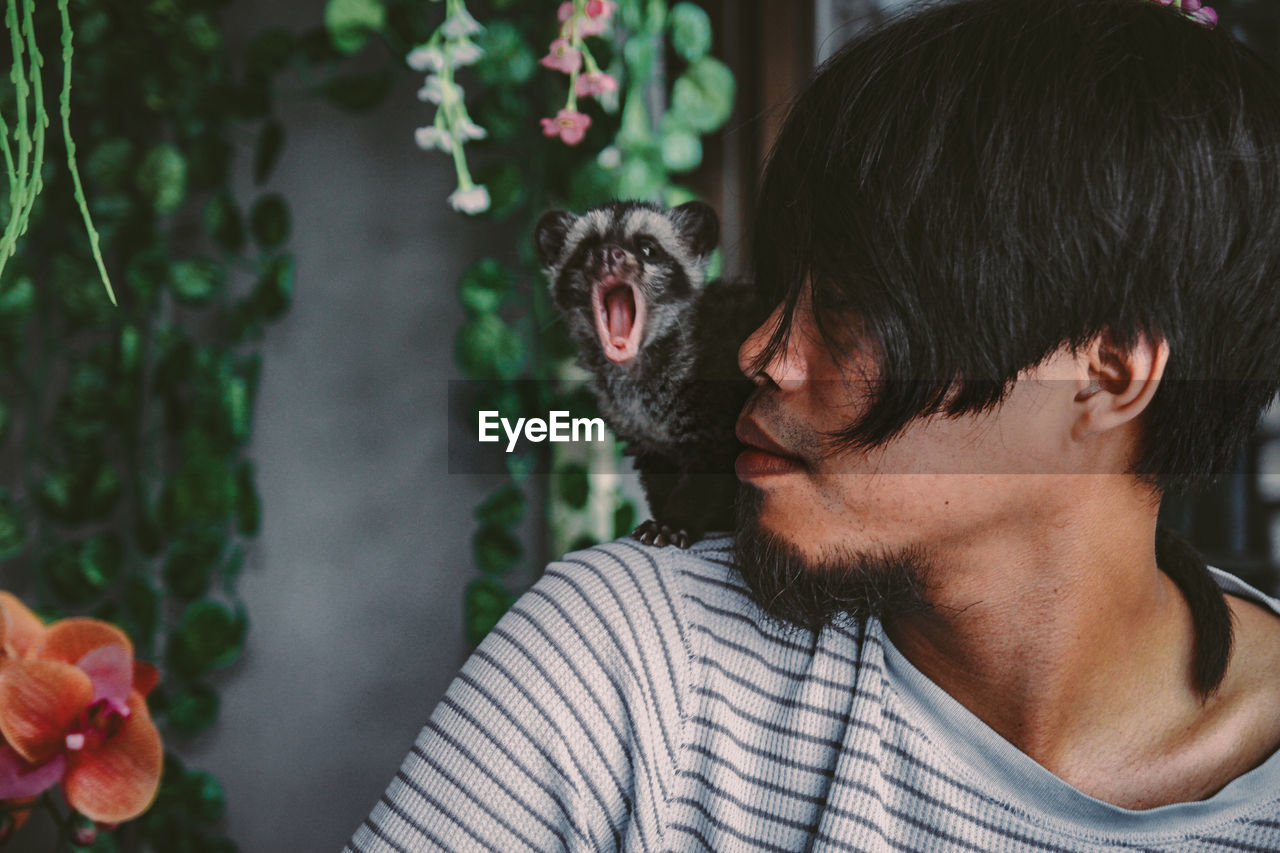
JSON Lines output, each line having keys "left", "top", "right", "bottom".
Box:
{"left": 635, "top": 236, "right": 657, "bottom": 259}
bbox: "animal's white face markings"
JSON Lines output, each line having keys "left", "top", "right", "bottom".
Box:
{"left": 556, "top": 208, "right": 616, "bottom": 271}
{"left": 549, "top": 205, "right": 709, "bottom": 298}
{"left": 621, "top": 209, "right": 704, "bottom": 288}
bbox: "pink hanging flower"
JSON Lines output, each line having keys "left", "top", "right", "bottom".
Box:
{"left": 541, "top": 109, "right": 592, "bottom": 146}
{"left": 1152, "top": 0, "right": 1217, "bottom": 28}
{"left": 557, "top": 0, "right": 615, "bottom": 38}
{"left": 540, "top": 38, "right": 582, "bottom": 75}
{"left": 575, "top": 71, "right": 619, "bottom": 99}
{"left": 1181, "top": 0, "right": 1218, "bottom": 27}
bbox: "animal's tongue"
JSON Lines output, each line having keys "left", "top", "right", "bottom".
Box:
{"left": 605, "top": 286, "right": 635, "bottom": 344}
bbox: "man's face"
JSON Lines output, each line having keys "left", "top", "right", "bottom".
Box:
{"left": 733, "top": 285, "right": 1095, "bottom": 627}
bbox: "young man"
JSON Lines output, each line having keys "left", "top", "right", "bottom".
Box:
{"left": 347, "top": 0, "right": 1280, "bottom": 849}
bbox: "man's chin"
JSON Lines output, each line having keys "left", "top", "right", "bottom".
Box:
{"left": 733, "top": 483, "right": 934, "bottom": 631}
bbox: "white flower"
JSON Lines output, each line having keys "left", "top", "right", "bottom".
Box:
{"left": 418, "top": 75, "right": 458, "bottom": 104}
{"left": 449, "top": 185, "right": 491, "bottom": 215}
{"left": 448, "top": 39, "right": 483, "bottom": 67}
{"left": 414, "top": 125, "right": 453, "bottom": 152}
{"left": 407, "top": 45, "right": 445, "bottom": 72}
{"left": 441, "top": 7, "right": 483, "bottom": 39}
{"left": 455, "top": 117, "right": 487, "bottom": 141}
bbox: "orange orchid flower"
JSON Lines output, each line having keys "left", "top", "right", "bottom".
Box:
{"left": 0, "top": 591, "right": 163, "bottom": 826}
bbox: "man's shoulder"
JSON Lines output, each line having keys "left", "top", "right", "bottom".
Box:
{"left": 542, "top": 534, "right": 824, "bottom": 664}
{"left": 1200, "top": 568, "right": 1280, "bottom": 802}
{"left": 547, "top": 534, "right": 746, "bottom": 612}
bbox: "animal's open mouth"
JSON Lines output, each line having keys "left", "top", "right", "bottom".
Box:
{"left": 592, "top": 276, "right": 646, "bottom": 364}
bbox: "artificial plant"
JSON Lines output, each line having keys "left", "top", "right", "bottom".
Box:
{"left": 0, "top": 0, "right": 455, "bottom": 848}
{"left": 406, "top": 0, "right": 737, "bottom": 643}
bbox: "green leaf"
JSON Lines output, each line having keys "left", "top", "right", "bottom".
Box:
{"left": 249, "top": 194, "right": 291, "bottom": 248}
{"left": 464, "top": 577, "right": 516, "bottom": 645}
{"left": 669, "top": 2, "right": 712, "bottom": 61}
{"left": 616, "top": 152, "right": 666, "bottom": 201}
{"left": 164, "top": 684, "right": 220, "bottom": 738}
{"left": 185, "top": 13, "right": 221, "bottom": 53}
{"left": 0, "top": 490, "right": 25, "bottom": 560}
{"left": 183, "top": 769, "right": 227, "bottom": 824}
{"left": 203, "top": 192, "right": 245, "bottom": 252}
{"left": 669, "top": 57, "right": 736, "bottom": 134}
{"left": 475, "top": 483, "right": 525, "bottom": 528}
{"left": 614, "top": 499, "right": 638, "bottom": 539}
{"left": 37, "top": 467, "right": 122, "bottom": 525}
{"left": 221, "top": 371, "right": 251, "bottom": 443}
{"left": 43, "top": 535, "right": 123, "bottom": 605}
{"left": 163, "top": 528, "right": 224, "bottom": 600}
{"left": 323, "top": 70, "right": 393, "bottom": 113}
{"left": 171, "top": 258, "right": 225, "bottom": 304}
{"left": 475, "top": 21, "right": 536, "bottom": 86}
{"left": 235, "top": 462, "right": 261, "bottom": 536}
{"left": 253, "top": 121, "right": 285, "bottom": 185}
{"left": 80, "top": 533, "right": 125, "bottom": 588}
{"left": 646, "top": 0, "right": 667, "bottom": 32}
{"left": 160, "top": 454, "right": 237, "bottom": 532}
{"left": 623, "top": 39, "right": 655, "bottom": 82}
{"left": 455, "top": 314, "right": 526, "bottom": 380}
{"left": 568, "top": 161, "right": 618, "bottom": 210}
{"left": 250, "top": 255, "right": 294, "bottom": 322}
{"left": 473, "top": 524, "right": 523, "bottom": 574}
{"left": 325, "top": 0, "right": 386, "bottom": 55}
{"left": 137, "top": 144, "right": 189, "bottom": 215}
{"left": 660, "top": 125, "right": 702, "bottom": 173}
{"left": 0, "top": 276, "right": 34, "bottom": 323}
{"left": 167, "top": 600, "right": 247, "bottom": 678}
{"left": 662, "top": 184, "right": 699, "bottom": 208}
{"left": 458, "top": 258, "right": 514, "bottom": 314}
{"left": 558, "top": 463, "right": 590, "bottom": 510}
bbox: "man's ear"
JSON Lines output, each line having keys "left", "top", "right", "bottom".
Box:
{"left": 1071, "top": 329, "right": 1169, "bottom": 441}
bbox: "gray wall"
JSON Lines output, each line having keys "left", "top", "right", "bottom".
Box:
{"left": 187, "top": 1, "right": 496, "bottom": 848}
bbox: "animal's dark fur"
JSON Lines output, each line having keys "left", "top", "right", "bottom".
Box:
{"left": 535, "top": 200, "right": 758, "bottom": 546}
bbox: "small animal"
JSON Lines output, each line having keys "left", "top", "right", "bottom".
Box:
{"left": 534, "top": 200, "right": 759, "bottom": 547}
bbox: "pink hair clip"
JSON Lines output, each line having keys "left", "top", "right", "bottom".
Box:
{"left": 1151, "top": 0, "right": 1218, "bottom": 29}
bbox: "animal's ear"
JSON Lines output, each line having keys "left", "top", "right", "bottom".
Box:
{"left": 534, "top": 210, "right": 577, "bottom": 267}
{"left": 669, "top": 201, "right": 719, "bottom": 259}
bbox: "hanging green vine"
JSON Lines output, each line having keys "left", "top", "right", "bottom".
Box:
{"left": 0, "top": 0, "right": 449, "bottom": 848}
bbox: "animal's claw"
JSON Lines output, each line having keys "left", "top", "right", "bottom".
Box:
{"left": 632, "top": 520, "right": 694, "bottom": 549}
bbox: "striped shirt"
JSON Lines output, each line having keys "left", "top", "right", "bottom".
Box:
{"left": 345, "top": 535, "right": 1280, "bottom": 852}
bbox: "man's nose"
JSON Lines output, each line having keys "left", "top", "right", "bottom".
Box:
{"left": 738, "top": 302, "right": 806, "bottom": 391}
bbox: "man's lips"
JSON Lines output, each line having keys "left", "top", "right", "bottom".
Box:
{"left": 735, "top": 417, "right": 805, "bottom": 478}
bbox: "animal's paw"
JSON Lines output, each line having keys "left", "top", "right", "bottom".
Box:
{"left": 633, "top": 520, "right": 692, "bottom": 549}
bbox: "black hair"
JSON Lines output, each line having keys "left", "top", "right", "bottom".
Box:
{"left": 750, "top": 0, "right": 1280, "bottom": 695}
{"left": 752, "top": 0, "right": 1280, "bottom": 493}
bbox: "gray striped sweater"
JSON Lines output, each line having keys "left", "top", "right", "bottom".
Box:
{"left": 345, "top": 535, "right": 1280, "bottom": 852}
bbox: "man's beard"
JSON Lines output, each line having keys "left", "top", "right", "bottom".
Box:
{"left": 733, "top": 484, "right": 936, "bottom": 631}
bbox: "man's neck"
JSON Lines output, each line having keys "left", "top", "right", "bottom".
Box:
{"left": 880, "top": 501, "right": 1280, "bottom": 809}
